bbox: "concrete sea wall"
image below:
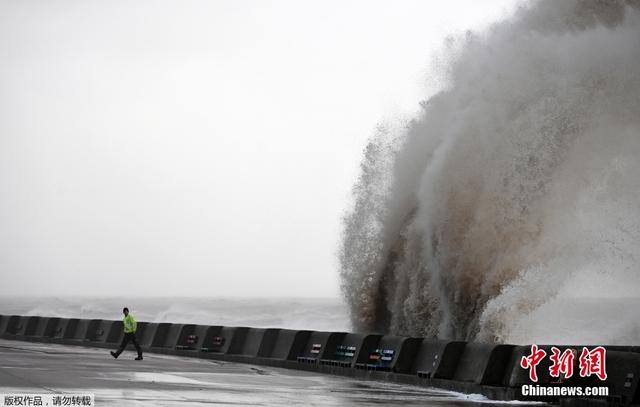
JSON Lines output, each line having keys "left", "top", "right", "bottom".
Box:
{"left": 1, "top": 314, "right": 637, "bottom": 406}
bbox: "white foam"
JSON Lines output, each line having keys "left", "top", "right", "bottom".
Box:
{"left": 340, "top": 0, "right": 640, "bottom": 343}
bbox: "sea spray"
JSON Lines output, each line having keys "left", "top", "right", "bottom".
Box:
{"left": 340, "top": 0, "right": 640, "bottom": 344}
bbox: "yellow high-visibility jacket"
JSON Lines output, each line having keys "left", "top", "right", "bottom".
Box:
{"left": 123, "top": 314, "right": 137, "bottom": 334}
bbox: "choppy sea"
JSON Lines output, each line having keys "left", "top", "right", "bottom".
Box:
{"left": 0, "top": 296, "right": 352, "bottom": 332}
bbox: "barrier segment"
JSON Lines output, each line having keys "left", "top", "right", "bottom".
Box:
{"left": 151, "top": 323, "right": 172, "bottom": 348}
{"left": 297, "top": 331, "right": 346, "bottom": 364}
{"left": 196, "top": 325, "right": 223, "bottom": 352}
{"left": 201, "top": 326, "right": 248, "bottom": 354}
{"left": 227, "top": 328, "right": 280, "bottom": 357}
{"left": 221, "top": 328, "right": 279, "bottom": 364}
{"left": 69, "top": 319, "right": 92, "bottom": 341}
{"left": 599, "top": 350, "right": 640, "bottom": 405}
{"left": 33, "top": 317, "right": 54, "bottom": 338}
{"left": 137, "top": 323, "right": 170, "bottom": 349}
{"left": 63, "top": 319, "right": 80, "bottom": 340}
{"left": 0, "top": 315, "right": 22, "bottom": 336}
{"left": 320, "top": 333, "right": 382, "bottom": 368}
{"left": 159, "top": 323, "right": 190, "bottom": 348}
{"left": 412, "top": 340, "right": 467, "bottom": 379}
{"left": 43, "top": 318, "right": 62, "bottom": 338}
{"left": 453, "top": 343, "right": 516, "bottom": 386}
{"left": 355, "top": 336, "right": 421, "bottom": 373}
{"left": 3, "top": 315, "right": 23, "bottom": 336}
{"left": 20, "top": 316, "right": 41, "bottom": 337}
{"left": 174, "top": 324, "right": 199, "bottom": 350}
{"left": 86, "top": 320, "right": 119, "bottom": 343}
{"left": 267, "top": 329, "right": 312, "bottom": 361}
{"left": 106, "top": 321, "right": 124, "bottom": 344}
{"left": 0, "top": 316, "right": 39, "bottom": 337}
{"left": 42, "top": 318, "right": 75, "bottom": 341}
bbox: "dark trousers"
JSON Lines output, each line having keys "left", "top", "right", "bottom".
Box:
{"left": 115, "top": 332, "right": 142, "bottom": 357}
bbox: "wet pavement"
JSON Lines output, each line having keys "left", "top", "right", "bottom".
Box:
{"left": 0, "top": 339, "right": 542, "bottom": 406}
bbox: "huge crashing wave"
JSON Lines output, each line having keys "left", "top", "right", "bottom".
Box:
{"left": 340, "top": 0, "right": 640, "bottom": 345}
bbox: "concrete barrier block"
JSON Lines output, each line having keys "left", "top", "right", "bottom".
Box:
{"left": 69, "top": 319, "right": 92, "bottom": 341}
{"left": 63, "top": 318, "right": 80, "bottom": 340}
{"left": 229, "top": 327, "right": 259, "bottom": 356}
{"left": 320, "top": 333, "right": 382, "bottom": 368}
{"left": 33, "top": 317, "right": 54, "bottom": 338}
{"left": 198, "top": 326, "right": 224, "bottom": 352}
{"left": 356, "top": 336, "right": 422, "bottom": 373}
{"left": 174, "top": 324, "right": 198, "bottom": 350}
{"left": 391, "top": 337, "right": 423, "bottom": 373}
{"left": 201, "top": 326, "right": 248, "bottom": 354}
{"left": 176, "top": 325, "right": 221, "bottom": 351}
{"left": 453, "top": 343, "right": 516, "bottom": 385}
{"left": 43, "top": 318, "right": 62, "bottom": 338}
{"left": 84, "top": 319, "right": 109, "bottom": 342}
{"left": 268, "top": 329, "right": 312, "bottom": 361}
{"left": 152, "top": 323, "right": 172, "bottom": 348}
{"left": 43, "top": 318, "right": 74, "bottom": 340}
{"left": 412, "top": 339, "right": 467, "bottom": 379}
{"left": 19, "top": 316, "right": 41, "bottom": 337}
{"left": 160, "top": 323, "right": 190, "bottom": 348}
{"left": 135, "top": 322, "right": 172, "bottom": 349}
{"left": 136, "top": 322, "right": 157, "bottom": 348}
{"left": 227, "top": 328, "right": 280, "bottom": 357}
{"left": 260, "top": 329, "right": 280, "bottom": 357}
{"left": 106, "top": 321, "right": 124, "bottom": 344}
{"left": 605, "top": 345, "right": 640, "bottom": 353}
{"left": 297, "top": 331, "right": 346, "bottom": 364}
{"left": 138, "top": 323, "right": 169, "bottom": 349}
{"left": 4, "top": 315, "right": 24, "bottom": 336}
{"left": 0, "top": 315, "right": 34, "bottom": 337}
{"left": 599, "top": 350, "right": 640, "bottom": 405}
{"left": 224, "top": 327, "right": 250, "bottom": 354}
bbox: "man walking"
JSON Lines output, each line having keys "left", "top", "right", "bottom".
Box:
{"left": 110, "top": 307, "right": 143, "bottom": 360}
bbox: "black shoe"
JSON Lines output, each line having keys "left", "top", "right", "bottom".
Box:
{"left": 135, "top": 356, "right": 143, "bottom": 360}
{"left": 110, "top": 351, "right": 118, "bottom": 359}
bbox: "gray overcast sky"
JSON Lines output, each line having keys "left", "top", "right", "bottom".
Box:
{"left": 0, "top": 0, "right": 518, "bottom": 297}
